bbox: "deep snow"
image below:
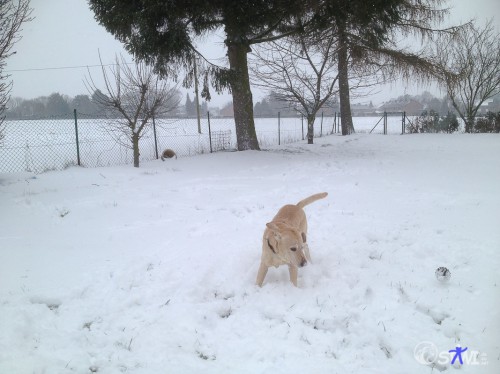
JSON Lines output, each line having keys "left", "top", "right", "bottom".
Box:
{"left": 0, "top": 133, "right": 499, "bottom": 373}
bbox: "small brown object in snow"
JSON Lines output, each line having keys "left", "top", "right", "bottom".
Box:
{"left": 161, "top": 149, "right": 177, "bottom": 160}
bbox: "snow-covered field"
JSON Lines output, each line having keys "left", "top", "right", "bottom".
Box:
{"left": 1, "top": 133, "right": 498, "bottom": 373}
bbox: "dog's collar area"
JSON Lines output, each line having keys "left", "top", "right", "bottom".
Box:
{"left": 267, "top": 238, "right": 277, "bottom": 254}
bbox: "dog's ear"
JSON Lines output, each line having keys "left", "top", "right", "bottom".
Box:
{"left": 301, "top": 232, "right": 307, "bottom": 243}
{"left": 265, "top": 236, "right": 277, "bottom": 254}
{"left": 266, "top": 222, "right": 282, "bottom": 240}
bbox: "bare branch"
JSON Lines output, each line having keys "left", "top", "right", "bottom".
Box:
{"left": 0, "top": 0, "right": 33, "bottom": 142}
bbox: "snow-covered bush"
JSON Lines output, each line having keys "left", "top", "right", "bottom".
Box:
{"left": 406, "top": 111, "right": 459, "bottom": 133}
{"left": 474, "top": 111, "right": 500, "bottom": 133}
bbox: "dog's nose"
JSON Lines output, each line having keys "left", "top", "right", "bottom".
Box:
{"left": 300, "top": 259, "right": 307, "bottom": 267}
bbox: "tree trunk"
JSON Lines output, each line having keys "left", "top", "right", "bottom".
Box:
{"left": 307, "top": 114, "right": 315, "bottom": 144}
{"left": 451, "top": 97, "right": 475, "bottom": 133}
{"left": 337, "top": 29, "right": 354, "bottom": 136}
{"left": 226, "top": 39, "right": 260, "bottom": 151}
{"left": 465, "top": 117, "right": 474, "bottom": 133}
{"left": 465, "top": 105, "right": 477, "bottom": 133}
{"left": 132, "top": 133, "right": 140, "bottom": 167}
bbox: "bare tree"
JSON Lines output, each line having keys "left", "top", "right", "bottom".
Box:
{"left": 86, "top": 54, "right": 180, "bottom": 167}
{"left": 0, "top": 0, "right": 32, "bottom": 143}
{"left": 435, "top": 20, "right": 500, "bottom": 132}
{"left": 251, "top": 28, "right": 382, "bottom": 141}
{"left": 251, "top": 31, "right": 339, "bottom": 144}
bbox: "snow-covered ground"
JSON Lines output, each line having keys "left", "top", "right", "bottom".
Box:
{"left": 1, "top": 133, "right": 498, "bottom": 373}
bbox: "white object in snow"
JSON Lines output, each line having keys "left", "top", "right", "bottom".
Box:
{"left": 435, "top": 267, "right": 451, "bottom": 282}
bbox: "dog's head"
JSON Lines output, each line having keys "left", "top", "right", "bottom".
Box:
{"left": 265, "top": 222, "right": 309, "bottom": 267}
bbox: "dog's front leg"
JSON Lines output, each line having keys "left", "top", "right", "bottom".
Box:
{"left": 288, "top": 265, "right": 298, "bottom": 287}
{"left": 256, "top": 262, "right": 269, "bottom": 287}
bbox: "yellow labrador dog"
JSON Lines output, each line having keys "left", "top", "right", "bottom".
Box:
{"left": 256, "top": 192, "right": 328, "bottom": 287}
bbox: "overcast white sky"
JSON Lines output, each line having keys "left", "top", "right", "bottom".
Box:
{"left": 4, "top": 0, "right": 500, "bottom": 107}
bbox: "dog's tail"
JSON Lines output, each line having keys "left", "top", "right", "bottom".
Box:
{"left": 296, "top": 192, "right": 328, "bottom": 209}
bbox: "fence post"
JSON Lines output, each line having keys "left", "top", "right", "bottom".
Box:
{"left": 278, "top": 111, "right": 281, "bottom": 145}
{"left": 193, "top": 57, "right": 202, "bottom": 134}
{"left": 152, "top": 115, "right": 159, "bottom": 159}
{"left": 401, "top": 111, "right": 406, "bottom": 135}
{"left": 384, "top": 111, "right": 388, "bottom": 135}
{"left": 301, "top": 115, "right": 304, "bottom": 140}
{"left": 207, "top": 111, "right": 213, "bottom": 153}
{"left": 73, "top": 109, "right": 81, "bottom": 166}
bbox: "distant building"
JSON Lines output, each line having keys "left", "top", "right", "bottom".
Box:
{"left": 207, "top": 105, "right": 221, "bottom": 117}
{"left": 479, "top": 96, "right": 500, "bottom": 114}
{"left": 350, "top": 102, "right": 377, "bottom": 116}
{"left": 219, "top": 102, "right": 234, "bottom": 117}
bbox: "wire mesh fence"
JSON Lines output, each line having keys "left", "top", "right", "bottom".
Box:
{"left": 1, "top": 110, "right": 395, "bottom": 173}
{"left": 0, "top": 113, "right": 221, "bottom": 173}
{"left": 1, "top": 114, "right": 79, "bottom": 173}
{"left": 0, "top": 111, "right": 340, "bottom": 173}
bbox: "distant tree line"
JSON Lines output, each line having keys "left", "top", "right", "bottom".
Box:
{"left": 252, "top": 91, "right": 454, "bottom": 117}
{"left": 380, "top": 92, "right": 451, "bottom": 116}
{"left": 5, "top": 88, "right": 186, "bottom": 119}
{"left": 5, "top": 89, "right": 448, "bottom": 120}
{"left": 6, "top": 91, "right": 103, "bottom": 119}
{"left": 405, "top": 92, "right": 451, "bottom": 115}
